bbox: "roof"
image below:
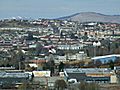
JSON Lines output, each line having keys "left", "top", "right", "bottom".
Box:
{"left": 29, "top": 64, "right": 38, "bottom": 67}
{"left": 0, "top": 72, "right": 29, "bottom": 78}
{"left": 64, "top": 68, "right": 111, "bottom": 82}
{"left": 64, "top": 68, "right": 111, "bottom": 74}
{"left": 91, "top": 54, "right": 120, "bottom": 60}
{"left": 30, "top": 60, "right": 47, "bottom": 63}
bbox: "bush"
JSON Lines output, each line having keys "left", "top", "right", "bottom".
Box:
{"left": 78, "top": 82, "right": 100, "bottom": 90}
{"left": 54, "top": 79, "right": 67, "bottom": 90}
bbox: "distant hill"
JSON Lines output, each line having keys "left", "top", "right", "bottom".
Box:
{"left": 58, "top": 12, "right": 120, "bottom": 23}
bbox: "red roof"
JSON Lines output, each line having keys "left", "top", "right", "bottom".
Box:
{"left": 30, "top": 60, "right": 47, "bottom": 63}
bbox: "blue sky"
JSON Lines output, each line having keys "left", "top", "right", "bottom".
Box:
{"left": 0, "top": 0, "right": 120, "bottom": 19}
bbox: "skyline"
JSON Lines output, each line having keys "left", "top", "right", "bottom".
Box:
{"left": 0, "top": 0, "right": 120, "bottom": 19}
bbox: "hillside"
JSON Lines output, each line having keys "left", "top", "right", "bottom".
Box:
{"left": 58, "top": 12, "right": 120, "bottom": 23}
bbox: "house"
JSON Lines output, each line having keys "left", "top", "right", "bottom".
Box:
{"left": 64, "top": 68, "right": 111, "bottom": 83}
{"left": 91, "top": 54, "right": 120, "bottom": 64}
{"left": 0, "top": 71, "right": 31, "bottom": 86}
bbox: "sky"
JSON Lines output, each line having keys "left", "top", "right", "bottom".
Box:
{"left": 0, "top": 0, "right": 120, "bottom": 19}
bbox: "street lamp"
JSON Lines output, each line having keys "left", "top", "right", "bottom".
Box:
{"left": 93, "top": 41, "right": 101, "bottom": 57}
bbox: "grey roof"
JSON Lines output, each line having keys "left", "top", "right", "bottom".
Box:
{"left": 0, "top": 72, "right": 29, "bottom": 78}
{"left": 64, "top": 68, "right": 111, "bottom": 74}
{"left": 64, "top": 68, "right": 111, "bottom": 82}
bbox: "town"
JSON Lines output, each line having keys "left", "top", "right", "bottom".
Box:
{"left": 0, "top": 17, "right": 120, "bottom": 90}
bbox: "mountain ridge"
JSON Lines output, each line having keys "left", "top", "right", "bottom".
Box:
{"left": 57, "top": 12, "right": 120, "bottom": 23}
